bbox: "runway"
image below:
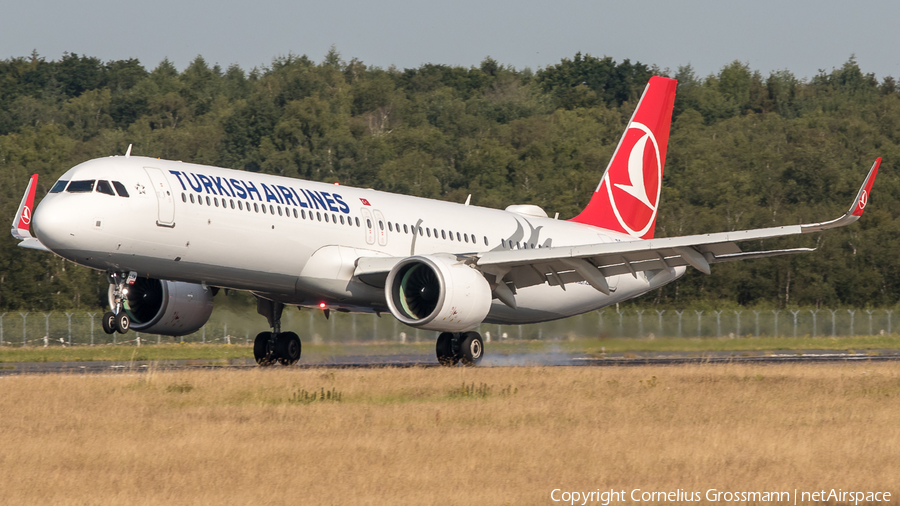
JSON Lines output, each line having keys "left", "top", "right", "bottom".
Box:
{"left": 2, "top": 349, "right": 899, "bottom": 375}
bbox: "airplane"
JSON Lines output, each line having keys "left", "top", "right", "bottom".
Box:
{"left": 10, "top": 76, "right": 881, "bottom": 367}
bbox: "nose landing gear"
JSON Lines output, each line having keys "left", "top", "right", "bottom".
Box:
{"left": 436, "top": 331, "right": 484, "bottom": 366}
{"left": 102, "top": 272, "right": 132, "bottom": 335}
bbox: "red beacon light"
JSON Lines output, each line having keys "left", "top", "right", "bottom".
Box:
{"left": 333, "top": 182, "right": 340, "bottom": 186}
{"left": 318, "top": 302, "right": 327, "bottom": 309}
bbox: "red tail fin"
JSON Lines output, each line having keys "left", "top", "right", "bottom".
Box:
{"left": 570, "top": 76, "right": 677, "bottom": 239}
{"left": 11, "top": 174, "right": 38, "bottom": 240}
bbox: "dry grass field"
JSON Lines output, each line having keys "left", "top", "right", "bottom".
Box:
{"left": 1, "top": 364, "right": 898, "bottom": 505}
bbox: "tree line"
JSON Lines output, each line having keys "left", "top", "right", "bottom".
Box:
{"left": 0, "top": 49, "right": 898, "bottom": 311}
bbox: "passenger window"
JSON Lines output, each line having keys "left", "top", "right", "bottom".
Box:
{"left": 206, "top": 196, "right": 211, "bottom": 206}
{"left": 293, "top": 209, "right": 298, "bottom": 218}
{"left": 190, "top": 194, "right": 195, "bottom": 204}
{"left": 449, "top": 231, "right": 454, "bottom": 241}
{"left": 366, "top": 219, "right": 372, "bottom": 228}
{"left": 254, "top": 203, "right": 259, "bottom": 212}
{"left": 441, "top": 230, "right": 446, "bottom": 240}
{"left": 214, "top": 198, "right": 219, "bottom": 207}
{"left": 262, "top": 205, "right": 267, "bottom": 214}
{"left": 403, "top": 224, "right": 408, "bottom": 234}
{"left": 66, "top": 180, "right": 95, "bottom": 193}
{"left": 238, "top": 201, "right": 242, "bottom": 210}
{"left": 355, "top": 217, "right": 360, "bottom": 227}
{"left": 388, "top": 222, "right": 393, "bottom": 232}
{"left": 269, "top": 205, "right": 275, "bottom": 214}
{"left": 278, "top": 206, "right": 283, "bottom": 216}
{"left": 426, "top": 228, "right": 431, "bottom": 238}
{"left": 230, "top": 200, "right": 235, "bottom": 209}
{"left": 181, "top": 193, "right": 186, "bottom": 202}
{"left": 464, "top": 234, "right": 469, "bottom": 243}
{"left": 317, "top": 212, "right": 322, "bottom": 221}
{"left": 301, "top": 209, "right": 306, "bottom": 219}
{"left": 433, "top": 228, "right": 438, "bottom": 237}
{"left": 379, "top": 221, "right": 385, "bottom": 230}
{"left": 112, "top": 181, "right": 129, "bottom": 197}
{"left": 50, "top": 180, "right": 68, "bottom": 193}
{"left": 341, "top": 215, "right": 345, "bottom": 225}
{"left": 457, "top": 232, "right": 461, "bottom": 242}
{"left": 484, "top": 236, "right": 488, "bottom": 246}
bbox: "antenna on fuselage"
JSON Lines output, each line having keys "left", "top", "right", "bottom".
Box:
{"left": 464, "top": 194, "right": 471, "bottom": 206}
{"left": 125, "top": 144, "right": 132, "bottom": 158}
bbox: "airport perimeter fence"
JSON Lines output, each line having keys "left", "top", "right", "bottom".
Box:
{"left": 0, "top": 308, "right": 896, "bottom": 347}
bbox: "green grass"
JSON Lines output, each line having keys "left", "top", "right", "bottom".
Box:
{"left": 1, "top": 335, "right": 899, "bottom": 363}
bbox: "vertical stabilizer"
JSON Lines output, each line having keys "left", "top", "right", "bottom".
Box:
{"left": 570, "top": 76, "right": 677, "bottom": 239}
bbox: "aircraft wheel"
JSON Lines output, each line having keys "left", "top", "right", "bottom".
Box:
{"left": 115, "top": 313, "right": 130, "bottom": 334}
{"left": 101, "top": 312, "right": 116, "bottom": 334}
{"left": 436, "top": 332, "right": 458, "bottom": 366}
{"left": 254, "top": 331, "right": 275, "bottom": 366}
{"left": 459, "top": 332, "right": 484, "bottom": 367}
{"left": 275, "top": 332, "right": 302, "bottom": 366}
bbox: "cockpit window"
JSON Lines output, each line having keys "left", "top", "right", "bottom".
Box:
{"left": 112, "top": 181, "right": 129, "bottom": 197}
{"left": 50, "top": 180, "right": 68, "bottom": 193}
{"left": 96, "top": 180, "right": 115, "bottom": 196}
{"left": 66, "top": 180, "right": 95, "bottom": 193}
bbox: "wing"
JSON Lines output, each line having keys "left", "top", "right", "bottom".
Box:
{"left": 475, "top": 158, "right": 880, "bottom": 299}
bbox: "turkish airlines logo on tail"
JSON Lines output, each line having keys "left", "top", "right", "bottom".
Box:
{"left": 858, "top": 190, "right": 868, "bottom": 211}
{"left": 604, "top": 122, "right": 662, "bottom": 237}
{"left": 20, "top": 206, "right": 31, "bottom": 226}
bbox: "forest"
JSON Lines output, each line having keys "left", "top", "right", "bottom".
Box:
{"left": 1, "top": 48, "right": 898, "bottom": 311}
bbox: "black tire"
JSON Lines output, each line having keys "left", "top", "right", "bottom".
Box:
{"left": 459, "top": 332, "right": 484, "bottom": 366}
{"left": 101, "top": 312, "right": 116, "bottom": 334}
{"left": 275, "top": 332, "right": 302, "bottom": 366}
{"left": 436, "top": 332, "right": 458, "bottom": 366}
{"left": 115, "top": 313, "right": 130, "bottom": 334}
{"left": 254, "top": 331, "right": 275, "bottom": 366}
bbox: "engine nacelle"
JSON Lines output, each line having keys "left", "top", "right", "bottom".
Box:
{"left": 108, "top": 278, "right": 214, "bottom": 336}
{"left": 385, "top": 255, "right": 492, "bottom": 332}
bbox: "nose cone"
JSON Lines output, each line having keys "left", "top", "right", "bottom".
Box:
{"left": 32, "top": 197, "right": 70, "bottom": 252}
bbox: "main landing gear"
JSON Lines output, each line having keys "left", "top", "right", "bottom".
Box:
{"left": 436, "top": 331, "right": 484, "bottom": 367}
{"left": 254, "top": 298, "right": 302, "bottom": 366}
{"left": 102, "top": 272, "right": 131, "bottom": 335}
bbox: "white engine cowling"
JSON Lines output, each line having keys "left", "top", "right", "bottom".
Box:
{"left": 385, "top": 255, "right": 492, "bottom": 332}
{"left": 108, "top": 279, "right": 214, "bottom": 336}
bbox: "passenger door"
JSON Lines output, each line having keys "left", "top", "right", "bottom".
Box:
{"left": 144, "top": 167, "right": 175, "bottom": 227}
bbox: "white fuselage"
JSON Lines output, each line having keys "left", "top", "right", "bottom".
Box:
{"left": 32, "top": 156, "right": 684, "bottom": 324}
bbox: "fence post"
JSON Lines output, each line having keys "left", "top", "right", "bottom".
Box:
{"left": 202, "top": 325, "right": 206, "bottom": 344}
{"left": 42, "top": 312, "right": 51, "bottom": 345}
{"left": 66, "top": 312, "right": 73, "bottom": 346}
{"left": 829, "top": 309, "right": 838, "bottom": 337}
{"left": 20, "top": 312, "right": 28, "bottom": 347}
{"left": 713, "top": 310, "right": 723, "bottom": 337}
{"left": 675, "top": 310, "right": 684, "bottom": 338}
{"left": 656, "top": 310, "right": 665, "bottom": 337}
{"left": 809, "top": 309, "right": 818, "bottom": 337}
{"left": 866, "top": 310, "right": 874, "bottom": 336}
{"left": 790, "top": 310, "right": 800, "bottom": 337}
{"left": 753, "top": 311, "right": 760, "bottom": 337}
{"left": 373, "top": 314, "right": 378, "bottom": 341}
{"left": 694, "top": 310, "right": 704, "bottom": 337}
{"left": 616, "top": 308, "right": 624, "bottom": 337}
{"left": 597, "top": 310, "right": 605, "bottom": 335}
{"left": 771, "top": 310, "right": 781, "bottom": 337}
{"left": 734, "top": 310, "right": 742, "bottom": 337}
{"left": 887, "top": 310, "right": 893, "bottom": 335}
{"left": 352, "top": 314, "right": 357, "bottom": 341}
{"left": 518, "top": 325, "right": 522, "bottom": 339}
{"left": 87, "top": 313, "right": 95, "bottom": 346}
{"left": 847, "top": 310, "right": 856, "bottom": 336}
{"left": 0, "top": 312, "right": 5, "bottom": 346}
{"left": 635, "top": 310, "right": 644, "bottom": 337}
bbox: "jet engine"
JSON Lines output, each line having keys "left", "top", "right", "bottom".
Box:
{"left": 108, "top": 278, "right": 214, "bottom": 336}
{"left": 385, "top": 255, "right": 492, "bottom": 332}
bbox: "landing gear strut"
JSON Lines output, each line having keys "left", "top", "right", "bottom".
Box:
{"left": 102, "top": 272, "right": 131, "bottom": 335}
{"left": 253, "top": 298, "right": 302, "bottom": 366}
{"left": 436, "top": 331, "right": 484, "bottom": 367}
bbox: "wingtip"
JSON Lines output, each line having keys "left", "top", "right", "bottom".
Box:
{"left": 850, "top": 157, "right": 880, "bottom": 217}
